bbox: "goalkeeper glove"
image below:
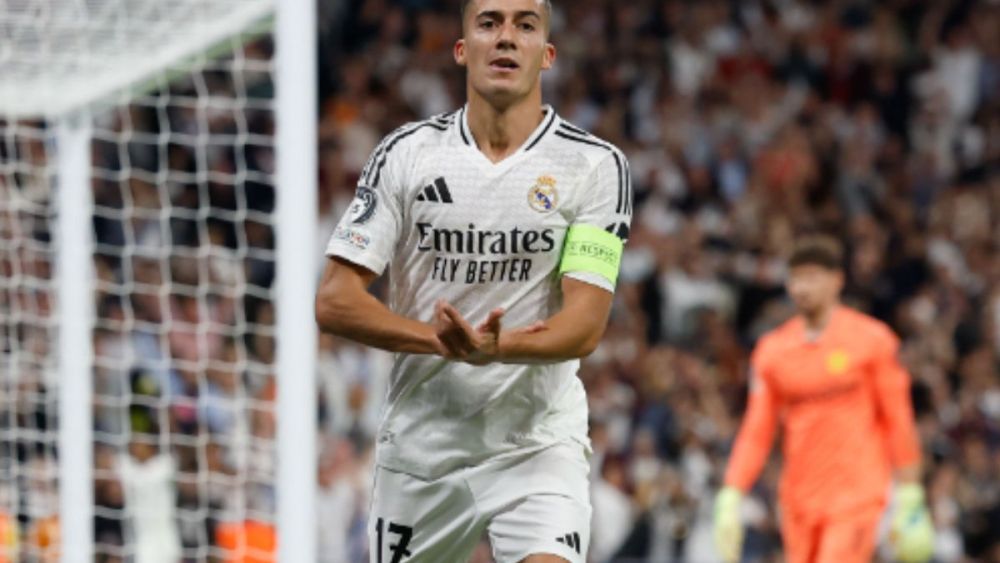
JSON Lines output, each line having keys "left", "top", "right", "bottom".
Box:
{"left": 713, "top": 486, "right": 743, "bottom": 563}
{"left": 890, "top": 483, "right": 935, "bottom": 563}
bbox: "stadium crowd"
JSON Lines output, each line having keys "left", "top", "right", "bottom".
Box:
{"left": 317, "top": 0, "right": 999, "bottom": 561}
{"left": 1, "top": 0, "right": 997, "bottom": 562}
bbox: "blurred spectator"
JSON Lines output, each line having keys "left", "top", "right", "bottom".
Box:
{"left": 118, "top": 435, "right": 181, "bottom": 563}
{"left": 316, "top": 438, "right": 372, "bottom": 563}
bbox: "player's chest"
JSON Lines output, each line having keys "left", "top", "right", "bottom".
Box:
{"left": 398, "top": 155, "right": 583, "bottom": 285}
{"left": 769, "top": 341, "right": 870, "bottom": 402}
{"left": 402, "top": 154, "right": 581, "bottom": 231}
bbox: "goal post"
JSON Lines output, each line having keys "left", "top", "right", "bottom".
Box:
{"left": 274, "top": 0, "right": 318, "bottom": 560}
{"left": 1, "top": 1, "right": 318, "bottom": 560}
{"left": 55, "top": 112, "right": 95, "bottom": 563}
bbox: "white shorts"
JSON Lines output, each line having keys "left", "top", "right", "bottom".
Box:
{"left": 368, "top": 442, "right": 592, "bottom": 563}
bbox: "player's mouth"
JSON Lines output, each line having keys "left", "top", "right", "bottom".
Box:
{"left": 489, "top": 57, "right": 520, "bottom": 73}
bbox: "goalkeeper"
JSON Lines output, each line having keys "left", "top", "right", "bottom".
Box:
{"left": 714, "top": 235, "right": 934, "bottom": 563}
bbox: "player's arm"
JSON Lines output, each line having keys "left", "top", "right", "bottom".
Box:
{"left": 723, "top": 358, "right": 780, "bottom": 493}
{"left": 435, "top": 147, "right": 632, "bottom": 363}
{"left": 870, "top": 329, "right": 922, "bottom": 476}
{"left": 433, "top": 276, "right": 613, "bottom": 363}
{"left": 499, "top": 276, "right": 613, "bottom": 361}
{"left": 871, "top": 328, "right": 934, "bottom": 562}
{"left": 502, "top": 147, "right": 629, "bottom": 362}
{"left": 714, "top": 353, "right": 781, "bottom": 563}
{"left": 315, "top": 126, "right": 452, "bottom": 357}
{"left": 315, "top": 258, "right": 446, "bottom": 355}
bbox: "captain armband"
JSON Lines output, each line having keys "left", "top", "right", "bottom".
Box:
{"left": 558, "top": 225, "right": 624, "bottom": 286}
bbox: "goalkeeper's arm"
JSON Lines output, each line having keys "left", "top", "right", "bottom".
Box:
{"left": 890, "top": 465, "right": 934, "bottom": 563}
{"left": 872, "top": 331, "right": 934, "bottom": 562}
{"left": 714, "top": 362, "right": 780, "bottom": 563}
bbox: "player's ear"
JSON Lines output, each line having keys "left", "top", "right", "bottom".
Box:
{"left": 825, "top": 269, "right": 845, "bottom": 297}
{"left": 454, "top": 39, "right": 467, "bottom": 67}
{"left": 540, "top": 42, "right": 556, "bottom": 71}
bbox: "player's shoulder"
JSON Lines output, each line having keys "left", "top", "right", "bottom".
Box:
{"left": 361, "top": 111, "right": 460, "bottom": 187}
{"left": 837, "top": 306, "right": 899, "bottom": 348}
{"left": 376, "top": 110, "right": 460, "bottom": 151}
{"left": 753, "top": 317, "right": 803, "bottom": 362}
{"left": 550, "top": 119, "right": 628, "bottom": 168}
{"left": 753, "top": 325, "right": 788, "bottom": 360}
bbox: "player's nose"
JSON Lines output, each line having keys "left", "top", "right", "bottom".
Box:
{"left": 496, "top": 21, "right": 516, "bottom": 47}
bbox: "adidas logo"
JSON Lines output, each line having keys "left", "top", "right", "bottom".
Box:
{"left": 416, "top": 177, "right": 453, "bottom": 204}
{"left": 555, "top": 531, "right": 581, "bottom": 554}
{"left": 605, "top": 222, "right": 630, "bottom": 241}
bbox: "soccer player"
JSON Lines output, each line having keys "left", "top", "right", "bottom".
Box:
{"left": 713, "top": 236, "right": 935, "bottom": 563}
{"left": 315, "top": 0, "right": 632, "bottom": 561}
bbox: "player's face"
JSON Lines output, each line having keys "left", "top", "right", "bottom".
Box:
{"left": 786, "top": 264, "right": 843, "bottom": 317}
{"left": 455, "top": 0, "right": 555, "bottom": 108}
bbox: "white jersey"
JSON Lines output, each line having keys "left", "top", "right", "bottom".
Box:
{"left": 119, "top": 454, "right": 182, "bottom": 563}
{"left": 326, "top": 105, "right": 632, "bottom": 479}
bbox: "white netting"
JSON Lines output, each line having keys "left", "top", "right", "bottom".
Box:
{"left": 0, "top": 120, "right": 61, "bottom": 561}
{"left": 88, "top": 31, "right": 279, "bottom": 563}
{"left": 0, "top": 0, "right": 273, "bottom": 117}
{"left": 1, "top": 4, "right": 280, "bottom": 561}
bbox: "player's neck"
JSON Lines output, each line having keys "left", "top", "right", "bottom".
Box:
{"left": 466, "top": 91, "right": 546, "bottom": 164}
{"left": 801, "top": 303, "right": 838, "bottom": 338}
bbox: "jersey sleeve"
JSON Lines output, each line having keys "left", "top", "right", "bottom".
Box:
{"left": 870, "top": 327, "right": 922, "bottom": 470}
{"left": 724, "top": 344, "right": 781, "bottom": 492}
{"left": 562, "top": 149, "right": 633, "bottom": 292}
{"left": 325, "top": 133, "right": 408, "bottom": 276}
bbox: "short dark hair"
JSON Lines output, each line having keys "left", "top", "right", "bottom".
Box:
{"left": 788, "top": 235, "right": 844, "bottom": 271}
{"left": 460, "top": 0, "right": 553, "bottom": 31}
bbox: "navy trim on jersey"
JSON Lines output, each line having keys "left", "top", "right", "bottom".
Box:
{"left": 555, "top": 123, "right": 632, "bottom": 214}
{"left": 368, "top": 121, "right": 448, "bottom": 188}
{"left": 622, "top": 151, "right": 631, "bottom": 215}
{"left": 363, "top": 121, "right": 425, "bottom": 185}
{"left": 524, "top": 108, "right": 557, "bottom": 152}
{"left": 559, "top": 122, "right": 590, "bottom": 137}
{"left": 361, "top": 125, "right": 413, "bottom": 185}
{"left": 460, "top": 124, "right": 472, "bottom": 146}
{"left": 434, "top": 110, "right": 457, "bottom": 126}
{"left": 458, "top": 107, "right": 474, "bottom": 147}
{"left": 554, "top": 126, "right": 631, "bottom": 215}
{"left": 362, "top": 113, "right": 457, "bottom": 187}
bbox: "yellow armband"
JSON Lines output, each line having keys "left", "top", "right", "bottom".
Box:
{"left": 559, "top": 225, "right": 624, "bottom": 286}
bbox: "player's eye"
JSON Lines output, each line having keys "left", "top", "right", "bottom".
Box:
{"left": 519, "top": 22, "right": 536, "bottom": 32}
{"left": 479, "top": 19, "right": 495, "bottom": 29}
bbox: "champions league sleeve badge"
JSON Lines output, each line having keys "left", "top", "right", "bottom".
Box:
{"left": 349, "top": 186, "right": 378, "bottom": 225}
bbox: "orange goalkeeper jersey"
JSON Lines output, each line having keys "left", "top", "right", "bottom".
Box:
{"left": 724, "top": 306, "right": 921, "bottom": 517}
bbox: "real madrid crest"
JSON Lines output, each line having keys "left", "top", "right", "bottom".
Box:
{"left": 528, "top": 176, "right": 559, "bottom": 213}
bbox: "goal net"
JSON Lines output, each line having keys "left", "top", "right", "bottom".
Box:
{"left": 1, "top": 0, "right": 298, "bottom": 560}
{"left": 0, "top": 120, "right": 60, "bottom": 562}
